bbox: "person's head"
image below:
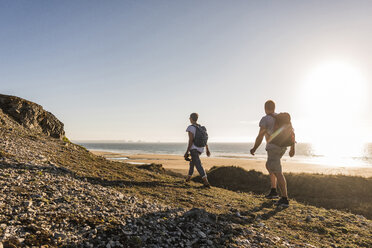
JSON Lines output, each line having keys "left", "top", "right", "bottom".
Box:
{"left": 189, "top": 113, "right": 198, "bottom": 124}
{"left": 264, "top": 100, "right": 275, "bottom": 114}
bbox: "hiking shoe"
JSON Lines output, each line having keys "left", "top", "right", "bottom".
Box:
{"left": 203, "top": 183, "right": 211, "bottom": 188}
{"left": 185, "top": 176, "right": 192, "bottom": 183}
{"left": 265, "top": 191, "right": 279, "bottom": 199}
{"left": 275, "top": 197, "right": 289, "bottom": 207}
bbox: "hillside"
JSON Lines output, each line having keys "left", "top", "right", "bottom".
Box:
{"left": 193, "top": 166, "right": 372, "bottom": 220}
{"left": 0, "top": 94, "right": 371, "bottom": 247}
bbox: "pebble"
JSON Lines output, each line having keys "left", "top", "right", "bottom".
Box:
{"left": 198, "top": 230, "right": 207, "bottom": 239}
{"left": 305, "top": 215, "right": 312, "bottom": 222}
{"left": 258, "top": 223, "right": 265, "bottom": 228}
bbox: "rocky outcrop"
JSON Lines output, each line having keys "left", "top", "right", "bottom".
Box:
{"left": 0, "top": 94, "right": 65, "bottom": 139}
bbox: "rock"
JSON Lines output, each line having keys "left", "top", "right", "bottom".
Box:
{"left": 273, "top": 236, "right": 281, "bottom": 242}
{"left": 305, "top": 215, "right": 312, "bottom": 222}
{"left": 54, "top": 232, "right": 67, "bottom": 240}
{"left": 118, "top": 193, "right": 125, "bottom": 200}
{"left": 23, "top": 200, "right": 32, "bottom": 208}
{"left": 0, "top": 94, "right": 65, "bottom": 139}
{"left": 198, "top": 230, "right": 207, "bottom": 239}
{"left": 184, "top": 208, "right": 207, "bottom": 220}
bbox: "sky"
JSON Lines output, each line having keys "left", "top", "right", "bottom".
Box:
{"left": 1, "top": 0, "right": 371, "bottom": 144}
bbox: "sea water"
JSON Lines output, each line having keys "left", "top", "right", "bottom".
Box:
{"left": 76, "top": 142, "right": 372, "bottom": 167}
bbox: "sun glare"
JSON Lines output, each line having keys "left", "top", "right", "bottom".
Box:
{"left": 300, "top": 61, "right": 367, "bottom": 161}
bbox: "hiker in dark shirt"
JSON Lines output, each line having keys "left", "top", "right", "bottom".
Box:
{"left": 250, "top": 100, "right": 295, "bottom": 207}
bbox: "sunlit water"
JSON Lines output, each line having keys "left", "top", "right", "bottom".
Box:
{"left": 76, "top": 142, "right": 372, "bottom": 167}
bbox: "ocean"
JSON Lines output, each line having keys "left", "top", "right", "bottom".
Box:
{"left": 76, "top": 142, "right": 372, "bottom": 167}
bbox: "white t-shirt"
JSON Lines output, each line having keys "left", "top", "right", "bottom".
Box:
{"left": 186, "top": 125, "right": 204, "bottom": 154}
{"left": 259, "top": 113, "right": 278, "bottom": 149}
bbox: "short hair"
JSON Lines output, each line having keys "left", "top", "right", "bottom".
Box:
{"left": 190, "top": 113, "right": 199, "bottom": 122}
{"left": 264, "top": 100, "right": 275, "bottom": 111}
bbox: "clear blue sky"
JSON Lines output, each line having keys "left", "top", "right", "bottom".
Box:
{"left": 1, "top": 1, "right": 371, "bottom": 142}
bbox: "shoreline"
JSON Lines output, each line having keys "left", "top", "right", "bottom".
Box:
{"left": 91, "top": 150, "right": 372, "bottom": 178}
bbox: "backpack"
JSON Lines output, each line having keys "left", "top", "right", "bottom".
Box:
{"left": 268, "top": 113, "right": 295, "bottom": 147}
{"left": 192, "top": 124, "right": 208, "bottom": 147}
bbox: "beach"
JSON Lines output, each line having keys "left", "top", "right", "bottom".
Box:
{"left": 91, "top": 151, "right": 372, "bottom": 178}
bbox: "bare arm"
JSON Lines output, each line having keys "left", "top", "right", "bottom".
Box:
{"left": 289, "top": 143, "right": 295, "bottom": 157}
{"left": 206, "top": 144, "right": 211, "bottom": 157}
{"left": 250, "top": 127, "right": 266, "bottom": 155}
{"left": 184, "top": 131, "right": 194, "bottom": 158}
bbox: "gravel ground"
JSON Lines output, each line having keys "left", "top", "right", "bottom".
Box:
{"left": 0, "top": 159, "right": 294, "bottom": 247}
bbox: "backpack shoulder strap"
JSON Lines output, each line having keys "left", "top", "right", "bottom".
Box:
{"left": 192, "top": 124, "right": 201, "bottom": 129}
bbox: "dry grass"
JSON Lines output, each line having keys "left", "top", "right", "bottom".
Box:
{"left": 193, "top": 166, "right": 372, "bottom": 219}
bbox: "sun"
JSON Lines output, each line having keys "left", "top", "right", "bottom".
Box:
{"left": 299, "top": 61, "right": 367, "bottom": 159}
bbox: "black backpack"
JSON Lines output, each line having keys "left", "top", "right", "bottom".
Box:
{"left": 268, "top": 113, "right": 295, "bottom": 147}
{"left": 192, "top": 124, "right": 208, "bottom": 147}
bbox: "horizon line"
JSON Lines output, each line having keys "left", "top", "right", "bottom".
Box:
{"left": 71, "top": 140, "right": 369, "bottom": 144}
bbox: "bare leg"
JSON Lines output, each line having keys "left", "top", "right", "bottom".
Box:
{"left": 274, "top": 172, "right": 288, "bottom": 197}
{"left": 269, "top": 173, "right": 277, "bottom": 189}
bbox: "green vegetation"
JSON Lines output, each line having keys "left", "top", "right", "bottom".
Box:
{"left": 194, "top": 166, "right": 372, "bottom": 219}
{"left": 62, "top": 136, "right": 71, "bottom": 143}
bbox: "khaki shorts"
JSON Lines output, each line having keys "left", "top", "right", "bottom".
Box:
{"left": 266, "top": 145, "right": 287, "bottom": 173}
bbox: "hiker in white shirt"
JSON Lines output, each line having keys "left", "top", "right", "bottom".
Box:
{"left": 184, "top": 113, "right": 211, "bottom": 187}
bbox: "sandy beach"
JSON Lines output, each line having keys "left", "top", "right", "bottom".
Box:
{"left": 91, "top": 151, "right": 372, "bottom": 178}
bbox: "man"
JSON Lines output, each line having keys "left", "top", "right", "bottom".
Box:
{"left": 184, "top": 113, "right": 211, "bottom": 187}
{"left": 250, "top": 100, "right": 295, "bottom": 207}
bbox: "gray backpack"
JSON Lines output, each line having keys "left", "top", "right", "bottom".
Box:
{"left": 192, "top": 124, "right": 208, "bottom": 147}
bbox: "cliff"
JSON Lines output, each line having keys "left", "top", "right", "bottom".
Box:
{"left": 0, "top": 94, "right": 65, "bottom": 139}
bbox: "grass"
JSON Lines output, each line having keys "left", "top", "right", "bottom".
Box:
{"left": 194, "top": 166, "right": 372, "bottom": 219}
{"left": 1, "top": 129, "right": 371, "bottom": 247}
{"left": 62, "top": 136, "right": 71, "bottom": 143}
